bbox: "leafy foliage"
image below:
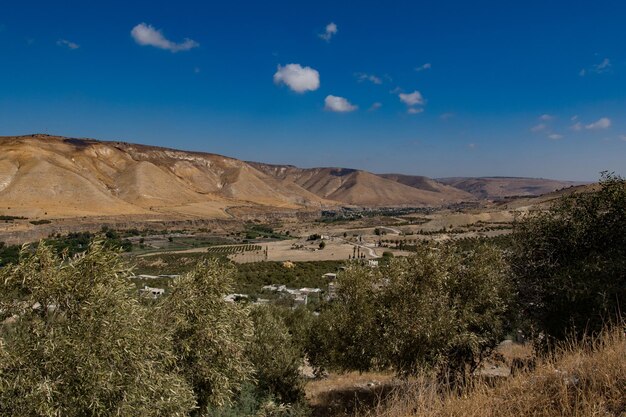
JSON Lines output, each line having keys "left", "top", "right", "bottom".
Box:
{"left": 248, "top": 306, "right": 305, "bottom": 404}
{"left": 158, "top": 258, "right": 255, "bottom": 414}
{"left": 0, "top": 241, "right": 195, "bottom": 416}
{"left": 310, "top": 244, "right": 511, "bottom": 377}
{"left": 511, "top": 173, "right": 626, "bottom": 341}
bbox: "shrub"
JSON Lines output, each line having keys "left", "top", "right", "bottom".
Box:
{"left": 0, "top": 241, "right": 195, "bottom": 416}
{"left": 511, "top": 173, "right": 626, "bottom": 342}
{"left": 310, "top": 244, "right": 511, "bottom": 378}
{"left": 158, "top": 258, "right": 254, "bottom": 413}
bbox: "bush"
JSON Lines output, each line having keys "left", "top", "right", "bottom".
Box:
{"left": 310, "top": 244, "right": 511, "bottom": 378}
{"left": 158, "top": 258, "right": 254, "bottom": 412}
{"left": 248, "top": 306, "right": 305, "bottom": 404}
{"left": 0, "top": 241, "right": 195, "bottom": 416}
{"left": 511, "top": 173, "right": 626, "bottom": 342}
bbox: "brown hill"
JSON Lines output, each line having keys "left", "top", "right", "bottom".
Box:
{"left": 248, "top": 163, "right": 474, "bottom": 207}
{"left": 0, "top": 135, "right": 583, "bottom": 220}
{"left": 437, "top": 176, "right": 587, "bottom": 200}
{"left": 378, "top": 173, "right": 474, "bottom": 201}
{"left": 0, "top": 135, "right": 328, "bottom": 219}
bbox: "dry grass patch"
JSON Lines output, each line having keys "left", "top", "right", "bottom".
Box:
{"left": 368, "top": 327, "right": 625, "bottom": 417}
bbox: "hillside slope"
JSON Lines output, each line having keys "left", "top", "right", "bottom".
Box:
{"left": 438, "top": 176, "right": 586, "bottom": 200}
{"left": 248, "top": 163, "right": 472, "bottom": 207}
{"left": 0, "top": 135, "right": 327, "bottom": 219}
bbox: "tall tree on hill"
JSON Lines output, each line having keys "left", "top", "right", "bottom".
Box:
{"left": 511, "top": 172, "right": 626, "bottom": 342}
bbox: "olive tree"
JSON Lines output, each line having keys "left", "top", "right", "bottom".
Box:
{"left": 248, "top": 306, "right": 305, "bottom": 404}
{"left": 511, "top": 173, "right": 626, "bottom": 341}
{"left": 158, "top": 258, "right": 254, "bottom": 415}
{"left": 0, "top": 241, "right": 195, "bottom": 417}
{"left": 310, "top": 244, "right": 511, "bottom": 378}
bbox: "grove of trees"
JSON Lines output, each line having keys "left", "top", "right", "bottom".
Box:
{"left": 0, "top": 174, "right": 624, "bottom": 416}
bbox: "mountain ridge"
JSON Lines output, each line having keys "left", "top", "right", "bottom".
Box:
{"left": 0, "top": 134, "right": 583, "bottom": 219}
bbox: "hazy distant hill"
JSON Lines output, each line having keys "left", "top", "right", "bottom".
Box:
{"left": 0, "top": 135, "right": 584, "bottom": 220}
{"left": 437, "top": 176, "right": 587, "bottom": 200}
{"left": 249, "top": 163, "right": 475, "bottom": 207}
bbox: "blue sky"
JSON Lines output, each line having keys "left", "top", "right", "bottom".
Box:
{"left": 0, "top": 0, "right": 624, "bottom": 181}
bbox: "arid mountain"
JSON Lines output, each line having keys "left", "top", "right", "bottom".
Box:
{"left": 248, "top": 163, "right": 474, "bottom": 207}
{"left": 0, "top": 135, "right": 585, "bottom": 220}
{"left": 378, "top": 174, "right": 474, "bottom": 201}
{"left": 437, "top": 176, "right": 587, "bottom": 200}
{"left": 0, "top": 135, "right": 328, "bottom": 219}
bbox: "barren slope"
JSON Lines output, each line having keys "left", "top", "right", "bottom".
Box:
{"left": 0, "top": 135, "right": 327, "bottom": 219}
{"left": 438, "top": 176, "right": 586, "bottom": 200}
{"left": 249, "top": 163, "right": 473, "bottom": 206}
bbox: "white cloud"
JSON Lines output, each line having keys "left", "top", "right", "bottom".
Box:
{"left": 407, "top": 107, "right": 424, "bottom": 115}
{"left": 548, "top": 134, "right": 564, "bottom": 140}
{"left": 324, "top": 95, "right": 357, "bottom": 112}
{"left": 531, "top": 123, "right": 547, "bottom": 132}
{"left": 585, "top": 117, "right": 611, "bottom": 130}
{"left": 193, "top": 67, "right": 201, "bottom": 74}
{"left": 571, "top": 115, "right": 579, "bottom": 121}
{"left": 468, "top": 143, "right": 476, "bottom": 149}
{"left": 580, "top": 57, "right": 611, "bottom": 76}
{"left": 57, "top": 39, "right": 79, "bottom": 49}
{"left": 415, "top": 63, "right": 432, "bottom": 72}
{"left": 619, "top": 135, "right": 626, "bottom": 142}
{"left": 399, "top": 90, "right": 424, "bottom": 106}
{"left": 539, "top": 114, "right": 554, "bottom": 121}
{"left": 368, "top": 102, "right": 382, "bottom": 111}
{"left": 273, "top": 64, "right": 320, "bottom": 93}
{"left": 594, "top": 58, "right": 611, "bottom": 72}
{"left": 440, "top": 112, "right": 454, "bottom": 121}
{"left": 131, "top": 23, "right": 199, "bottom": 52}
{"left": 319, "top": 22, "right": 338, "bottom": 42}
{"left": 355, "top": 72, "right": 382, "bottom": 84}
{"left": 571, "top": 122, "right": 583, "bottom": 131}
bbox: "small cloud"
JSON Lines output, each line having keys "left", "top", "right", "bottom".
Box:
{"left": 594, "top": 58, "right": 611, "bottom": 72}
{"left": 548, "top": 134, "right": 564, "bottom": 140}
{"left": 324, "top": 95, "right": 357, "bottom": 112}
{"left": 399, "top": 90, "right": 424, "bottom": 106}
{"left": 131, "top": 23, "right": 199, "bottom": 52}
{"left": 355, "top": 72, "right": 382, "bottom": 84}
{"left": 193, "top": 67, "right": 201, "bottom": 74}
{"left": 585, "top": 117, "right": 611, "bottom": 130}
{"left": 531, "top": 123, "right": 547, "bottom": 132}
{"left": 368, "top": 102, "right": 382, "bottom": 111}
{"left": 415, "top": 63, "right": 432, "bottom": 72}
{"left": 539, "top": 114, "right": 554, "bottom": 121}
{"left": 580, "top": 57, "right": 611, "bottom": 76}
{"left": 468, "top": 143, "right": 476, "bottom": 149}
{"left": 440, "top": 112, "right": 455, "bottom": 121}
{"left": 319, "top": 22, "right": 337, "bottom": 42}
{"left": 571, "top": 115, "right": 579, "bottom": 121}
{"left": 273, "top": 64, "right": 320, "bottom": 93}
{"left": 619, "top": 135, "right": 626, "bottom": 142}
{"left": 389, "top": 86, "right": 403, "bottom": 94}
{"left": 571, "top": 122, "right": 583, "bottom": 131}
{"left": 407, "top": 107, "right": 423, "bottom": 115}
{"left": 57, "top": 39, "right": 79, "bottom": 49}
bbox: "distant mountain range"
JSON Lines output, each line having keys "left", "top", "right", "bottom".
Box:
{"left": 0, "top": 135, "right": 586, "bottom": 219}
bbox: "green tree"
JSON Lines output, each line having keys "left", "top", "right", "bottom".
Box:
{"left": 511, "top": 173, "right": 626, "bottom": 341}
{"left": 159, "top": 258, "right": 254, "bottom": 414}
{"left": 248, "top": 306, "right": 304, "bottom": 404}
{"left": 310, "top": 245, "right": 511, "bottom": 378}
{"left": 0, "top": 241, "right": 195, "bottom": 417}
